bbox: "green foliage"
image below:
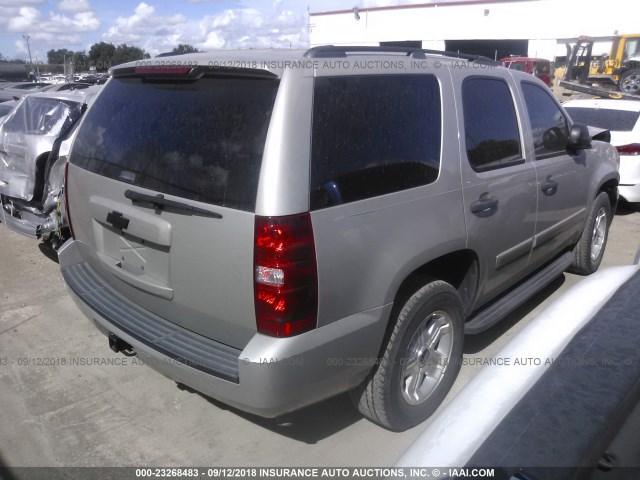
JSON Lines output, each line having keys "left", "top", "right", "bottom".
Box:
{"left": 38, "top": 42, "right": 153, "bottom": 73}
{"left": 88, "top": 41, "right": 116, "bottom": 71}
{"left": 113, "top": 44, "right": 151, "bottom": 66}
{"left": 73, "top": 51, "right": 89, "bottom": 71}
{"left": 172, "top": 44, "right": 199, "bottom": 55}
{"left": 85, "top": 42, "right": 150, "bottom": 70}
{"left": 47, "top": 48, "right": 74, "bottom": 65}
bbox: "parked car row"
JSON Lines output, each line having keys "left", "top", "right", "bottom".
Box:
{"left": 37, "top": 73, "right": 109, "bottom": 85}
{"left": 0, "top": 81, "right": 53, "bottom": 102}
{"left": 0, "top": 81, "right": 97, "bottom": 103}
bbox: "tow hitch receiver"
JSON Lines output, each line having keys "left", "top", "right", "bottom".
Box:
{"left": 108, "top": 332, "right": 137, "bottom": 356}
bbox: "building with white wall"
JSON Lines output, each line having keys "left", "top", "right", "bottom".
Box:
{"left": 309, "top": 0, "right": 639, "bottom": 61}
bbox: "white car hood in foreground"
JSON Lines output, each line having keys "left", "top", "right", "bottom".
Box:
{"left": 396, "top": 263, "right": 640, "bottom": 469}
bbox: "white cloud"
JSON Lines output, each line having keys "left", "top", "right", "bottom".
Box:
{"left": 0, "top": 0, "right": 42, "bottom": 5}
{"left": 57, "top": 0, "right": 91, "bottom": 13}
{"left": 14, "top": 39, "right": 28, "bottom": 56}
{"left": 3, "top": 0, "right": 449, "bottom": 61}
{"left": 202, "top": 8, "right": 264, "bottom": 30}
{"left": 186, "top": 0, "right": 239, "bottom": 3}
{"left": 46, "top": 12, "right": 99, "bottom": 32}
{"left": 103, "top": 2, "right": 187, "bottom": 45}
{"left": 276, "top": 10, "right": 299, "bottom": 27}
{"left": 200, "top": 30, "right": 225, "bottom": 49}
{"left": 194, "top": 6, "right": 307, "bottom": 51}
{"left": 7, "top": 4, "right": 99, "bottom": 34}
{"left": 30, "top": 32, "right": 83, "bottom": 46}
{"left": 8, "top": 7, "right": 40, "bottom": 31}
{"left": 15, "top": 32, "right": 84, "bottom": 62}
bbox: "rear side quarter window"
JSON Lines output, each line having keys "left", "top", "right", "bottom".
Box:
{"left": 462, "top": 77, "right": 523, "bottom": 172}
{"left": 310, "top": 74, "right": 442, "bottom": 210}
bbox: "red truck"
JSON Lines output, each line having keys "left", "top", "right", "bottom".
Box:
{"left": 501, "top": 56, "right": 552, "bottom": 86}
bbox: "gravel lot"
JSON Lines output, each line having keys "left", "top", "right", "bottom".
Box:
{"left": 0, "top": 204, "right": 639, "bottom": 468}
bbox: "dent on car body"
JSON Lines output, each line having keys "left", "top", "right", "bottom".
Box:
{"left": 0, "top": 96, "right": 82, "bottom": 201}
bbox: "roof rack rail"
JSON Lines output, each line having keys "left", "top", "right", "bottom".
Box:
{"left": 303, "top": 45, "right": 499, "bottom": 65}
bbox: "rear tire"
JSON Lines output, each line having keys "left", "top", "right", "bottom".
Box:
{"left": 351, "top": 280, "right": 464, "bottom": 431}
{"left": 619, "top": 69, "right": 640, "bottom": 95}
{"left": 569, "top": 191, "right": 611, "bottom": 275}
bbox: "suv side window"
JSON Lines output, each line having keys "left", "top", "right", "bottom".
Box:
{"left": 310, "top": 75, "right": 441, "bottom": 210}
{"left": 462, "top": 77, "right": 522, "bottom": 172}
{"left": 521, "top": 82, "right": 570, "bottom": 160}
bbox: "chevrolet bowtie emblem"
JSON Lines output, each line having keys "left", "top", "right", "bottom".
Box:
{"left": 106, "top": 211, "right": 130, "bottom": 230}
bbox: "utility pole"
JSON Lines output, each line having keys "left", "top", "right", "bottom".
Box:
{"left": 22, "top": 35, "right": 34, "bottom": 80}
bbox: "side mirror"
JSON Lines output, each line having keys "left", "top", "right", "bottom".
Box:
{"left": 568, "top": 123, "right": 591, "bottom": 150}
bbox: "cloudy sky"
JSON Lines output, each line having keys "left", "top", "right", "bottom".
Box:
{"left": 1, "top": 0, "right": 433, "bottom": 61}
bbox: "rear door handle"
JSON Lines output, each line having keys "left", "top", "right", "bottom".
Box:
{"left": 470, "top": 196, "right": 499, "bottom": 217}
{"left": 541, "top": 178, "right": 559, "bottom": 196}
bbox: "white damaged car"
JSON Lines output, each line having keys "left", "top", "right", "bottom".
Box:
{"left": 0, "top": 87, "right": 101, "bottom": 249}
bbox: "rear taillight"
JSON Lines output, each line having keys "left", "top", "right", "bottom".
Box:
{"left": 254, "top": 214, "right": 318, "bottom": 337}
{"left": 616, "top": 143, "right": 640, "bottom": 155}
{"left": 64, "top": 162, "right": 75, "bottom": 239}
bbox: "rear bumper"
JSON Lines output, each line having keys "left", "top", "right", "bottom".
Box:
{"left": 1, "top": 207, "right": 41, "bottom": 238}
{"left": 0, "top": 197, "right": 65, "bottom": 240}
{"left": 58, "top": 239, "right": 391, "bottom": 418}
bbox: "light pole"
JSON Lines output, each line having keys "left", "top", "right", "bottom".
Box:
{"left": 22, "top": 34, "right": 34, "bottom": 80}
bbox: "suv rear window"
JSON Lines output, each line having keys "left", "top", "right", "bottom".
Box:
{"left": 310, "top": 75, "right": 441, "bottom": 210}
{"left": 70, "top": 76, "right": 279, "bottom": 212}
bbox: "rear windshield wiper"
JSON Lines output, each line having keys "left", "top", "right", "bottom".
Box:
{"left": 124, "top": 190, "right": 223, "bottom": 219}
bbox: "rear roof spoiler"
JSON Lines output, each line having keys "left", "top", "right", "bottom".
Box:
{"left": 112, "top": 64, "right": 278, "bottom": 80}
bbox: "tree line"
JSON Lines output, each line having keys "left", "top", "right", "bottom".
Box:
{"left": 0, "top": 53, "right": 28, "bottom": 64}
{"left": 45, "top": 43, "right": 199, "bottom": 72}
